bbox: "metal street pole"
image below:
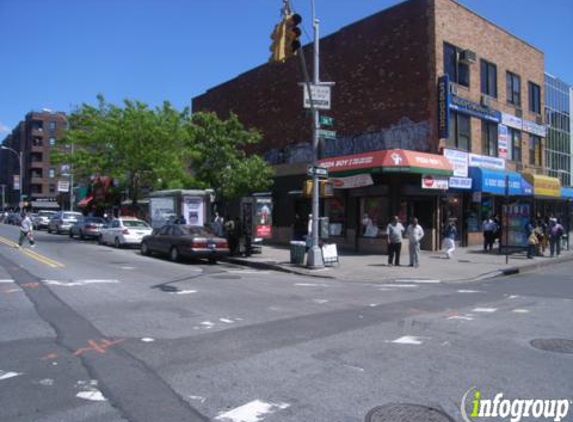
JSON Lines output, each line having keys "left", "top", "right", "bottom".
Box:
{"left": 1, "top": 146, "right": 23, "bottom": 210}
{"left": 1, "top": 184, "right": 5, "bottom": 210}
{"left": 70, "top": 141, "right": 74, "bottom": 211}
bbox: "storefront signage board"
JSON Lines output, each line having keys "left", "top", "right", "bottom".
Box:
{"left": 497, "top": 124, "right": 509, "bottom": 159}
{"left": 449, "top": 177, "right": 472, "bottom": 190}
{"left": 501, "top": 112, "right": 523, "bottom": 130}
{"left": 443, "top": 149, "right": 468, "bottom": 177}
{"left": 450, "top": 95, "right": 501, "bottom": 123}
{"left": 421, "top": 174, "right": 449, "bottom": 190}
{"left": 523, "top": 174, "right": 561, "bottom": 198}
{"left": 438, "top": 75, "right": 450, "bottom": 139}
{"left": 522, "top": 119, "right": 547, "bottom": 137}
{"left": 330, "top": 174, "right": 373, "bottom": 189}
{"left": 469, "top": 153, "right": 506, "bottom": 170}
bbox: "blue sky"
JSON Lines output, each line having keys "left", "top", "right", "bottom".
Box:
{"left": 1, "top": 0, "right": 572, "bottom": 136}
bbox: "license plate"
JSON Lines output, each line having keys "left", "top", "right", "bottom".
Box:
{"left": 208, "top": 243, "right": 216, "bottom": 249}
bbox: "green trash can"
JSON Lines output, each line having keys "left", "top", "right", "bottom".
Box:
{"left": 290, "top": 241, "right": 306, "bottom": 264}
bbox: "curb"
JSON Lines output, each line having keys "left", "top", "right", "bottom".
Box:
{"left": 469, "top": 252, "right": 573, "bottom": 281}
{"left": 221, "top": 257, "right": 335, "bottom": 279}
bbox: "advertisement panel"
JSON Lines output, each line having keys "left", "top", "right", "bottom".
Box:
{"left": 254, "top": 198, "right": 273, "bottom": 239}
{"left": 150, "top": 197, "right": 176, "bottom": 228}
{"left": 13, "top": 175, "right": 20, "bottom": 190}
{"left": 443, "top": 149, "right": 468, "bottom": 177}
{"left": 330, "top": 174, "right": 374, "bottom": 189}
{"left": 437, "top": 75, "right": 450, "bottom": 139}
{"left": 469, "top": 153, "right": 506, "bottom": 170}
{"left": 183, "top": 196, "right": 204, "bottom": 227}
{"left": 497, "top": 124, "right": 509, "bottom": 159}
{"left": 502, "top": 203, "right": 530, "bottom": 247}
{"left": 501, "top": 112, "right": 523, "bottom": 130}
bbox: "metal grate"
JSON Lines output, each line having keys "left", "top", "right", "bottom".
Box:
{"left": 365, "top": 404, "right": 456, "bottom": 422}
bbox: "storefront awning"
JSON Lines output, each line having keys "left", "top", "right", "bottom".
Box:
{"left": 78, "top": 195, "right": 93, "bottom": 207}
{"left": 522, "top": 174, "right": 561, "bottom": 198}
{"left": 318, "top": 149, "right": 453, "bottom": 177}
{"left": 561, "top": 187, "right": 573, "bottom": 199}
{"left": 469, "top": 167, "right": 532, "bottom": 196}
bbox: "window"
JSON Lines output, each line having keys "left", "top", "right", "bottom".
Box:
{"left": 48, "top": 168, "right": 55, "bottom": 178}
{"left": 482, "top": 121, "right": 498, "bottom": 157}
{"left": 48, "top": 121, "right": 56, "bottom": 132}
{"left": 360, "top": 197, "right": 389, "bottom": 238}
{"left": 49, "top": 137, "right": 56, "bottom": 146}
{"left": 325, "top": 197, "right": 345, "bottom": 236}
{"left": 528, "top": 82, "right": 541, "bottom": 114}
{"left": 529, "top": 135, "right": 542, "bottom": 166}
{"left": 443, "top": 42, "right": 469, "bottom": 87}
{"left": 506, "top": 71, "right": 521, "bottom": 106}
{"left": 510, "top": 128, "right": 522, "bottom": 162}
{"left": 447, "top": 112, "right": 471, "bottom": 151}
{"left": 49, "top": 184, "right": 56, "bottom": 193}
{"left": 480, "top": 60, "right": 497, "bottom": 98}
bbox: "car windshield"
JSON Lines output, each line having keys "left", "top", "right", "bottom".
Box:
{"left": 123, "top": 220, "right": 150, "bottom": 228}
{"left": 63, "top": 213, "right": 82, "bottom": 219}
{"left": 39, "top": 211, "right": 56, "bottom": 217}
{"left": 180, "top": 227, "right": 215, "bottom": 237}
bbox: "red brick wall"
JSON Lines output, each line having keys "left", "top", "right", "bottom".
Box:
{"left": 193, "top": 0, "right": 435, "bottom": 156}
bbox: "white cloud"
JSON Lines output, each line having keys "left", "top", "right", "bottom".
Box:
{"left": 0, "top": 123, "right": 10, "bottom": 134}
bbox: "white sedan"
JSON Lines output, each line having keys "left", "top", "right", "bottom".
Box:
{"left": 98, "top": 218, "right": 152, "bottom": 248}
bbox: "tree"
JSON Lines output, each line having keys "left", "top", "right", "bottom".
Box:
{"left": 187, "top": 112, "right": 274, "bottom": 201}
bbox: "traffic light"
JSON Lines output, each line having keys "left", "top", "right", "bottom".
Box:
{"left": 269, "top": 20, "right": 286, "bottom": 63}
{"left": 284, "top": 14, "right": 302, "bottom": 59}
{"left": 303, "top": 180, "right": 333, "bottom": 198}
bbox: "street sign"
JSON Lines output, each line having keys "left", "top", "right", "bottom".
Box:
{"left": 57, "top": 180, "right": 70, "bottom": 192}
{"left": 317, "top": 129, "right": 337, "bottom": 139}
{"left": 303, "top": 85, "right": 331, "bottom": 110}
{"left": 307, "top": 165, "right": 329, "bottom": 178}
{"left": 13, "top": 175, "right": 20, "bottom": 190}
{"left": 319, "top": 115, "right": 335, "bottom": 126}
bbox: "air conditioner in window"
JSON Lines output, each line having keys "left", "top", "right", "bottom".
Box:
{"left": 535, "top": 115, "right": 544, "bottom": 125}
{"left": 481, "top": 94, "right": 493, "bottom": 108}
{"left": 449, "top": 84, "right": 459, "bottom": 95}
{"left": 460, "top": 49, "right": 477, "bottom": 64}
{"left": 515, "top": 108, "right": 523, "bottom": 118}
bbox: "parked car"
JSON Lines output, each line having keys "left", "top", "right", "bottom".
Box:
{"left": 98, "top": 218, "right": 152, "bottom": 248}
{"left": 69, "top": 217, "right": 107, "bottom": 239}
{"left": 141, "top": 224, "right": 229, "bottom": 263}
{"left": 4, "top": 212, "right": 21, "bottom": 225}
{"left": 33, "top": 210, "right": 57, "bottom": 230}
{"left": 47, "top": 211, "right": 83, "bottom": 234}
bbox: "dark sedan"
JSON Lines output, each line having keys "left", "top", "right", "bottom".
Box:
{"left": 141, "top": 224, "right": 229, "bottom": 263}
{"left": 69, "top": 217, "right": 107, "bottom": 239}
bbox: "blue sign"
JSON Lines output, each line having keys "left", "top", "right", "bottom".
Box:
{"left": 469, "top": 167, "right": 532, "bottom": 196}
{"left": 450, "top": 95, "right": 501, "bottom": 123}
{"left": 562, "top": 187, "right": 573, "bottom": 199}
{"left": 437, "top": 75, "right": 450, "bottom": 139}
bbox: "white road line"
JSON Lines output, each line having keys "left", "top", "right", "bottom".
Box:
{"left": 43, "top": 279, "right": 120, "bottom": 286}
{"left": 508, "top": 295, "right": 519, "bottom": 299}
{"left": 171, "top": 290, "right": 197, "bottom": 295}
{"left": 395, "top": 279, "right": 441, "bottom": 284}
{"left": 512, "top": 309, "right": 530, "bottom": 314}
{"left": 447, "top": 315, "right": 474, "bottom": 321}
{"left": 215, "top": 400, "right": 290, "bottom": 422}
{"left": 457, "top": 290, "right": 484, "bottom": 293}
{"left": 200, "top": 321, "right": 215, "bottom": 328}
{"left": 294, "top": 283, "right": 329, "bottom": 287}
{"left": 141, "top": 338, "right": 155, "bottom": 342}
{"left": 312, "top": 299, "right": 329, "bottom": 304}
{"left": 391, "top": 336, "right": 425, "bottom": 345}
{"left": 226, "top": 270, "right": 270, "bottom": 274}
{"left": 380, "top": 284, "right": 418, "bottom": 288}
{"left": 0, "top": 371, "right": 23, "bottom": 381}
{"left": 76, "top": 390, "right": 107, "bottom": 401}
{"left": 4, "top": 289, "right": 22, "bottom": 293}
{"left": 219, "top": 318, "right": 234, "bottom": 324}
{"left": 472, "top": 307, "right": 497, "bottom": 313}
{"left": 0, "top": 279, "right": 14, "bottom": 283}
{"left": 369, "top": 304, "right": 379, "bottom": 307}
{"left": 120, "top": 266, "right": 135, "bottom": 270}
{"left": 38, "top": 378, "right": 54, "bottom": 386}
{"left": 189, "top": 395, "right": 207, "bottom": 403}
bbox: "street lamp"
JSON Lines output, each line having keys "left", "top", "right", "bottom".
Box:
{"left": 1, "top": 145, "right": 23, "bottom": 209}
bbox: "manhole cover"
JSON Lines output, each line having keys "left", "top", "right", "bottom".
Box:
{"left": 210, "top": 275, "right": 241, "bottom": 280}
{"left": 365, "top": 404, "right": 455, "bottom": 422}
{"left": 530, "top": 339, "right": 573, "bottom": 354}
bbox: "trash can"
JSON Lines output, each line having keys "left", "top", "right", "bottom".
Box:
{"left": 290, "top": 241, "right": 306, "bottom": 264}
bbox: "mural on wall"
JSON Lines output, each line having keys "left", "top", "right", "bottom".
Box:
{"left": 263, "top": 117, "right": 431, "bottom": 164}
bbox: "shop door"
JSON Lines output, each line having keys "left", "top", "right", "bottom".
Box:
{"left": 412, "top": 198, "right": 435, "bottom": 250}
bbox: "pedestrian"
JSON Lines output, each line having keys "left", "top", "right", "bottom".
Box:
{"left": 292, "top": 213, "right": 306, "bottom": 241}
{"left": 211, "top": 212, "right": 224, "bottom": 237}
{"left": 549, "top": 218, "right": 564, "bottom": 257}
{"left": 386, "top": 216, "right": 405, "bottom": 266}
{"left": 406, "top": 217, "right": 424, "bottom": 267}
{"left": 482, "top": 216, "right": 497, "bottom": 252}
{"left": 527, "top": 224, "right": 539, "bottom": 259}
{"left": 224, "top": 216, "right": 239, "bottom": 256}
{"left": 442, "top": 220, "right": 457, "bottom": 259}
{"left": 538, "top": 217, "right": 549, "bottom": 255}
{"left": 17, "top": 212, "right": 35, "bottom": 248}
{"left": 174, "top": 214, "right": 186, "bottom": 224}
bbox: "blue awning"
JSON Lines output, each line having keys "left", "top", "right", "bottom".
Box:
{"left": 469, "top": 167, "right": 532, "bottom": 196}
{"left": 562, "top": 187, "right": 573, "bottom": 199}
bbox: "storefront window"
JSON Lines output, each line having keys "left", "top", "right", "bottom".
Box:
{"left": 325, "top": 196, "right": 345, "bottom": 237}
{"left": 360, "top": 197, "right": 389, "bottom": 237}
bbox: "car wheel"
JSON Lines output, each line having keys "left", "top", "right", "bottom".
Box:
{"left": 69, "top": 231, "right": 74, "bottom": 238}
{"left": 56, "top": 227, "right": 61, "bottom": 235}
{"left": 114, "top": 237, "right": 121, "bottom": 248}
{"left": 170, "top": 247, "right": 180, "bottom": 262}
{"left": 98, "top": 235, "right": 104, "bottom": 245}
{"left": 141, "top": 242, "right": 150, "bottom": 256}
{"left": 79, "top": 231, "right": 85, "bottom": 240}
{"left": 47, "top": 227, "right": 52, "bottom": 234}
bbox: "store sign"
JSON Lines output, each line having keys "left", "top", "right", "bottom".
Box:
{"left": 303, "top": 84, "right": 331, "bottom": 110}
{"left": 450, "top": 95, "right": 501, "bottom": 123}
{"left": 57, "top": 180, "right": 70, "bottom": 192}
{"left": 330, "top": 173, "right": 374, "bottom": 189}
{"left": 497, "top": 124, "right": 509, "bottom": 159}
{"left": 13, "top": 175, "right": 20, "bottom": 190}
{"left": 501, "top": 112, "right": 523, "bottom": 130}
{"left": 449, "top": 177, "right": 472, "bottom": 190}
{"left": 421, "top": 174, "right": 449, "bottom": 190}
{"left": 469, "top": 153, "right": 506, "bottom": 170}
{"left": 443, "top": 149, "right": 468, "bottom": 177}
{"left": 522, "top": 119, "right": 547, "bottom": 137}
{"left": 437, "top": 75, "right": 450, "bottom": 139}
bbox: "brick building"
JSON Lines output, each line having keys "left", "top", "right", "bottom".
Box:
{"left": 0, "top": 111, "right": 68, "bottom": 210}
{"left": 193, "top": 0, "right": 566, "bottom": 251}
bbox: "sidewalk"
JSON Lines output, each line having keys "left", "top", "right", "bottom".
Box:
{"left": 224, "top": 243, "right": 573, "bottom": 283}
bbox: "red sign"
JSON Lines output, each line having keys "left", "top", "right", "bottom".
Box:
{"left": 423, "top": 175, "right": 434, "bottom": 187}
{"left": 256, "top": 225, "right": 272, "bottom": 238}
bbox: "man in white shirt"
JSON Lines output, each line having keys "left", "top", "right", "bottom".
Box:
{"left": 406, "top": 217, "right": 424, "bottom": 267}
{"left": 18, "top": 212, "right": 35, "bottom": 248}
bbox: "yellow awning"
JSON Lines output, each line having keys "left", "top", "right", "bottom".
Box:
{"left": 523, "top": 174, "right": 561, "bottom": 198}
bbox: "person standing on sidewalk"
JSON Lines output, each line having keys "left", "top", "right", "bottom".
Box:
{"left": 527, "top": 223, "right": 539, "bottom": 259}
{"left": 442, "top": 220, "right": 457, "bottom": 259}
{"left": 18, "top": 212, "right": 35, "bottom": 248}
{"left": 482, "top": 217, "right": 497, "bottom": 252}
{"left": 386, "top": 216, "right": 405, "bottom": 266}
{"left": 549, "top": 218, "right": 564, "bottom": 257}
{"left": 406, "top": 217, "right": 424, "bottom": 267}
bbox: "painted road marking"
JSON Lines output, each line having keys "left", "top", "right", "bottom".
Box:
{"left": 391, "top": 336, "right": 425, "bottom": 345}
{"left": 43, "top": 279, "right": 120, "bottom": 287}
{"left": 189, "top": 395, "right": 207, "bottom": 403}
{"left": 457, "top": 290, "right": 484, "bottom": 293}
{"left": 508, "top": 295, "right": 519, "bottom": 299}
{"left": 120, "top": 266, "right": 135, "bottom": 270}
{"left": 74, "top": 338, "right": 125, "bottom": 356}
{"left": 141, "top": 338, "right": 155, "bottom": 342}
{"left": 395, "top": 279, "right": 441, "bottom": 284}
{"left": 4, "top": 288, "right": 22, "bottom": 293}
{"left": 200, "top": 321, "right": 215, "bottom": 328}
{"left": 472, "top": 307, "right": 497, "bottom": 313}
{"left": 312, "top": 299, "right": 329, "bottom": 304}
{"left": 41, "top": 353, "right": 58, "bottom": 360}
{"left": 76, "top": 390, "right": 107, "bottom": 401}
{"left": 219, "top": 318, "right": 234, "bottom": 324}
{"left": 0, "top": 237, "right": 66, "bottom": 268}
{"left": 447, "top": 315, "right": 474, "bottom": 321}
{"left": 171, "top": 290, "right": 197, "bottom": 295}
{"left": 380, "top": 284, "right": 417, "bottom": 288}
{"left": 215, "top": 400, "right": 290, "bottom": 422}
{"left": 512, "top": 309, "right": 530, "bottom": 314}
{"left": 37, "top": 378, "right": 54, "bottom": 386}
{"left": 0, "top": 370, "right": 23, "bottom": 381}
{"left": 294, "top": 283, "right": 329, "bottom": 287}
{"left": 0, "top": 279, "right": 14, "bottom": 283}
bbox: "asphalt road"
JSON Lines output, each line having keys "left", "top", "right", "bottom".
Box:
{"left": 0, "top": 223, "right": 571, "bottom": 422}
